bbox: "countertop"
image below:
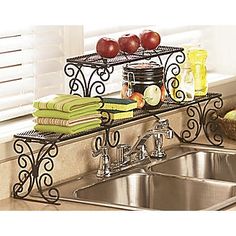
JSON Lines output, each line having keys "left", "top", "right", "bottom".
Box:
{"left": 0, "top": 196, "right": 235, "bottom": 211}
{"left": 0, "top": 197, "right": 116, "bottom": 211}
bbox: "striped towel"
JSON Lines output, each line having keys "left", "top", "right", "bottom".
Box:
{"left": 35, "top": 115, "right": 101, "bottom": 127}
{"left": 33, "top": 104, "right": 101, "bottom": 120}
{"left": 33, "top": 94, "right": 101, "bottom": 112}
{"left": 34, "top": 119, "right": 102, "bottom": 134}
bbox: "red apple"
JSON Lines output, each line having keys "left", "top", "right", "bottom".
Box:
{"left": 140, "top": 30, "right": 161, "bottom": 50}
{"left": 96, "top": 37, "right": 120, "bottom": 58}
{"left": 129, "top": 92, "right": 145, "bottom": 109}
{"left": 118, "top": 33, "right": 140, "bottom": 54}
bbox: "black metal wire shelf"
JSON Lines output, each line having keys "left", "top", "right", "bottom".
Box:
{"left": 66, "top": 45, "right": 184, "bottom": 68}
{"left": 13, "top": 43, "right": 224, "bottom": 205}
{"left": 14, "top": 92, "right": 222, "bottom": 144}
{"left": 65, "top": 45, "right": 187, "bottom": 99}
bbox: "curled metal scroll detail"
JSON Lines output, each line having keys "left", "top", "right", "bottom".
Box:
{"left": 180, "top": 96, "right": 224, "bottom": 146}
{"left": 65, "top": 63, "right": 114, "bottom": 97}
{"left": 94, "top": 128, "right": 121, "bottom": 151}
{"left": 65, "top": 63, "right": 85, "bottom": 96}
{"left": 203, "top": 97, "right": 224, "bottom": 146}
{"left": 105, "top": 129, "right": 120, "bottom": 148}
{"left": 13, "top": 139, "right": 60, "bottom": 204}
{"left": 181, "top": 104, "right": 202, "bottom": 143}
{"left": 163, "top": 51, "right": 186, "bottom": 103}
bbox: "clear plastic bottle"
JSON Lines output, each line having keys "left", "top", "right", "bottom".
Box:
{"left": 172, "top": 47, "right": 195, "bottom": 102}
{"left": 174, "top": 61, "right": 195, "bottom": 102}
{"left": 188, "top": 49, "right": 208, "bottom": 96}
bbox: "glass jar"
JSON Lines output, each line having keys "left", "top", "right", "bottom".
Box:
{"left": 121, "top": 62, "right": 165, "bottom": 109}
{"left": 188, "top": 49, "right": 208, "bottom": 96}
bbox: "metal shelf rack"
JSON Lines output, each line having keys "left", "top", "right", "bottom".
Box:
{"left": 12, "top": 46, "right": 224, "bottom": 205}
{"left": 64, "top": 46, "right": 187, "bottom": 101}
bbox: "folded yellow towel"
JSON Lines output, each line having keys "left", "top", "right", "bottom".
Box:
{"left": 35, "top": 115, "right": 101, "bottom": 127}
{"left": 33, "top": 94, "right": 101, "bottom": 112}
{"left": 34, "top": 119, "right": 102, "bottom": 134}
{"left": 33, "top": 104, "right": 101, "bottom": 120}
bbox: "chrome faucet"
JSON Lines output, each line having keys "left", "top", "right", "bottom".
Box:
{"left": 150, "top": 119, "right": 174, "bottom": 158}
{"left": 126, "top": 130, "right": 158, "bottom": 159}
{"left": 117, "top": 119, "right": 173, "bottom": 165}
{"left": 92, "top": 146, "right": 111, "bottom": 178}
{"left": 93, "top": 119, "right": 173, "bottom": 178}
{"left": 116, "top": 142, "right": 149, "bottom": 166}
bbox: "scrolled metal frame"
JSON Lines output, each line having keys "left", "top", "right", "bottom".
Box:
{"left": 94, "top": 95, "right": 120, "bottom": 150}
{"left": 64, "top": 63, "right": 114, "bottom": 97}
{"left": 95, "top": 128, "right": 121, "bottom": 151}
{"left": 154, "top": 50, "right": 186, "bottom": 103}
{"left": 65, "top": 48, "right": 187, "bottom": 102}
{"left": 13, "top": 139, "right": 60, "bottom": 204}
{"left": 179, "top": 96, "right": 224, "bottom": 146}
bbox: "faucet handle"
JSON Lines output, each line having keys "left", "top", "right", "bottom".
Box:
{"left": 136, "top": 144, "right": 149, "bottom": 161}
{"left": 116, "top": 144, "right": 131, "bottom": 166}
{"left": 92, "top": 146, "right": 111, "bottom": 178}
{"left": 92, "top": 146, "right": 108, "bottom": 158}
{"left": 155, "top": 118, "right": 170, "bottom": 129}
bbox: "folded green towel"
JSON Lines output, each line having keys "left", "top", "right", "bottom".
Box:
{"left": 35, "top": 115, "right": 101, "bottom": 127}
{"left": 33, "top": 94, "right": 101, "bottom": 112}
{"left": 34, "top": 119, "right": 102, "bottom": 134}
{"left": 33, "top": 104, "right": 101, "bottom": 120}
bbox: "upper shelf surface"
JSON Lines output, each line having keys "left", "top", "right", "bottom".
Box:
{"left": 66, "top": 46, "right": 184, "bottom": 67}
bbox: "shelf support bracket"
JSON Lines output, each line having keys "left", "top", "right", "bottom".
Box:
{"left": 178, "top": 95, "right": 224, "bottom": 146}
{"left": 12, "top": 139, "right": 60, "bottom": 205}
{"left": 64, "top": 62, "right": 114, "bottom": 97}
{"left": 94, "top": 128, "right": 121, "bottom": 151}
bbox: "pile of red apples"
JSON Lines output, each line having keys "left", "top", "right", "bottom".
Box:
{"left": 96, "top": 30, "right": 161, "bottom": 58}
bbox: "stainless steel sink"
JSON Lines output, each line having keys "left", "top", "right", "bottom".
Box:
{"left": 56, "top": 171, "right": 236, "bottom": 211}
{"left": 45, "top": 144, "right": 236, "bottom": 211}
{"left": 147, "top": 145, "right": 236, "bottom": 183}
{"left": 75, "top": 172, "right": 236, "bottom": 210}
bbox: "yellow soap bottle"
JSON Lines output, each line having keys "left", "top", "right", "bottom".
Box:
{"left": 188, "top": 49, "right": 208, "bottom": 97}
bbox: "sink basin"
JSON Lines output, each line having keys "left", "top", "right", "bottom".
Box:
{"left": 70, "top": 172, "right": 236, "bottom": 210}
{"left": 38, "top": 145, "right": 236, "bottom": 211}
{"left": 148, "top": 150, "right": 236, "bottom": 183}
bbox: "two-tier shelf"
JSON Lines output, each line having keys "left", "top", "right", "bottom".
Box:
{"left": 12, "top": 46, "right": 223, "bottom": 204}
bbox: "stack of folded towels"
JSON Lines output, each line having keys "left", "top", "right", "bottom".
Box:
{"left": 33, "top": 94, "right": 102, "bottom": 134}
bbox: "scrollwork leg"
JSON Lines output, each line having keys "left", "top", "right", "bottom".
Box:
{"left": 180, "top": 96, "right": 224, "bottom": 146}
{"left": 163, "top": 51, "right": 186, "bottom": 103}
{"left": 64, "top": 63, "right": 86, "bottom": 96}
{"left": 13, "top": 139, "right": 60, "bottom": 204}
{"left": 64, "top": 62, "right": 114, "bottom": 97}
{"left": 94, "top": 128, "right": 120, "bottom": 151}
{"left": 148, "top": 50, "right": 186, "bottom": 103}
{"left": 203, "top": 97, "right": 224, "bottom": 146}
{"left": 181, "top": 103, "right": 203, "bottom": 143}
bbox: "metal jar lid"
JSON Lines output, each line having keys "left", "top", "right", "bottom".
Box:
{"left": 123, "top": 62, "right": 163, "bottom": 74}
{"left": 123, "top": 62, "right": 164, "bottom": 81}
{"left": 123, "top": 62, "right": 164, "bottom": 82}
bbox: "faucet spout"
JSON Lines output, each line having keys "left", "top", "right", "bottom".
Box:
{"left": 127, "top": 129, "right": 158, "bottom": 156}
{"left": 93, "top": 119, "right": 174, "bottom": 179}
